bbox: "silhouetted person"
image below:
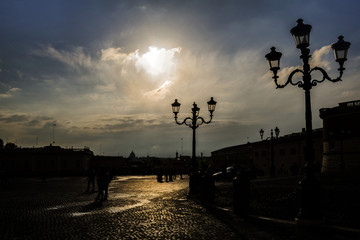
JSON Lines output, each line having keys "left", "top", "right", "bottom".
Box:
{"left": 172, "top": 169, "right": 177, "bottom": 180}
{"left": 169, "top": 170, "right": 173, "bottom": 182}
{"left": 157, "top": 168, "right": 163, "bottom": 183}
{"left": 87, "top": 169, "right": 96, "bottom": 193}
{"left": 110, "top": 169, "right": 116, "bottom": 180}
{"left": 96, "top": 168, "right": 111, "bottom": 201}
{"left": 179, "top": 168, "right": 183, "bottom": 179}
{"left": 297, "top": 167, "right": 321, "bottom": 219}
{"left": 165, "top": 170, "right": 169, "bottom": 182}
{"left": 233, "top": 170, "right": 250, "bottom": 217}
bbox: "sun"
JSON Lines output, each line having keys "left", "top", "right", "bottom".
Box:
{"left": 136, "top": 46, "right": 181, "bottom": 76}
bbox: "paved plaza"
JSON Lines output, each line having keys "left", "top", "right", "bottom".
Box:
{"left": 0, "top": 176, "right": 241, "bottom": 240}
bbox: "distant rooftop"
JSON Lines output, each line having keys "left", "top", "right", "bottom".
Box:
{"left": 320, "top": 100, "right": 360, "bottom": 118}
{"left": 338, "top": 100, "right": 360, "bottom": 108}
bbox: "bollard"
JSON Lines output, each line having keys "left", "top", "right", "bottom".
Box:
{"left": 200, "top": 171, "right": 215, "bottom": 204}
{"left": 233, "top": 170, "right": 250, "bottom": 217}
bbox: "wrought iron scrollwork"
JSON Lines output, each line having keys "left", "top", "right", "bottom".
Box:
{"left": 274, "top": 66, "right": 343, "bottom": 90}
{"left": 175, "top": 116, "right": 213, "bottom": 129}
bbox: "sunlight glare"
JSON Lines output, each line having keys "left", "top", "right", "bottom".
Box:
{"left": 136, "top": 46, "right": 181, "bottom": 76}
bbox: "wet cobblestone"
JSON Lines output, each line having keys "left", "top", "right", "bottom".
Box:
{"left": 0, "top": 176, "right": 241, "bottom": 239}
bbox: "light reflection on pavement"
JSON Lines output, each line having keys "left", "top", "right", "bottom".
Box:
{"left": 0, "top": 175, "right": 240, "bottom": 239}
{"left": 71, "top": 175, "right": 189, "bottom": 216}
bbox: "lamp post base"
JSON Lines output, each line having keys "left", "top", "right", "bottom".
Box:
{"left": 270, "top": 165, "right": 276, "bottom": 177}
{"left": 188, "top": 171, "right": 201, "bottom": 196}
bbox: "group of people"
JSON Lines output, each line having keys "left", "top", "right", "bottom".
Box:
{"left": 156, "top": 168, "right": 183, "bottom": 183}
{"left": 87, "top": 168, "right": 113, "bottom": 201}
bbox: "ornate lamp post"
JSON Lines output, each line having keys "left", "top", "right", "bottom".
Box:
{"left": 259, "top": 127, "right": 280, "bottom": 177}
{"left": 171, "top": 97, "right": 217, "bottom": 195}
{"left": 265, "top": 19, "right": 350, "bottom": 221}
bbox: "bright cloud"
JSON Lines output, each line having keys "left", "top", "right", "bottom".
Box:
{"left": 143, "top": 80, "right": 173, "bottom": 100}
{"left": 101, "top": 48, "right": 127, "bottom": 61}
{"left": 100, "top": 46, "right": 181, "bottom": 77}
{"left": 99, "top": 46, "right": 181, "bottom": 101}
{"left": 135, "top": 47, "right": 181, "bottom": 76}
{"left": 311, "top": 45, "right": 332, "bottom": 70}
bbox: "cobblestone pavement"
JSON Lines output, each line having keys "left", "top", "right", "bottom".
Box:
{"left": 0, "top": 176, "right": 241, "bottom": 240}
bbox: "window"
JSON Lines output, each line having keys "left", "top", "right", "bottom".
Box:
{"left": 290, "top": 148, "right": 296, "bottom": 155}
{"left": 261, "top": 151, "right": 266, "bottom": 157}
{"left": 62, "top": 160, "right": 67, "bottom": 169}
{"left": 279, "top": 149, "right": 286, "bottom": 156}
{"left": 24, "top": 160, "right": 29, "bottom": 169}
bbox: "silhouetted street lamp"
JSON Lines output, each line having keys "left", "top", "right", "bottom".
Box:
{"left": 259, "top": 127, "right": 279, "bottom": 141}
{"left": 259, "top": 128, "right": 264, "bottom": 140}
{"left": 52, "top": 123, "right": 56, "bottom": 144}
{"left": 260, "top": 127, "right": 279, "bottom": 177}
{"left": 171, "top": 97, "right": 217, "bottom": 195}
{"left": 265, "top": 19, "right": 350, "bottom": 221}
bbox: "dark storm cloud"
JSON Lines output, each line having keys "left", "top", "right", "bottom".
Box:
{"left": 0, "top": 113, "right": 54, "bottom": 125}
{"left": 88, "top": 115, "right": 169, "bottom": 133}
{"left": 0, "top": 114, "right": 29, "bottom": 123}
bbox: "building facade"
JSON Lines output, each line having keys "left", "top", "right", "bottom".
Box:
{"left": 252, "top": 129, "right": 323, "bottom": 177}
{"left": 0, "top": 145, "right": 93, "bottom": 177}
{"left": 211, "top": 100, "right": 360, "bottom": 178}
{"left": 319, "top": 100, "right": 360, "bottom": 174}
{"left": 211, "top": 129, "right": 323, "bottom": 178}
{"left": 211, "top": 144, "right": 253, "bottom": 174}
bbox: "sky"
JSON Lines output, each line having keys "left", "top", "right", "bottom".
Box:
{"left": 1, "top": 0, "right": 360, "bottom": 157}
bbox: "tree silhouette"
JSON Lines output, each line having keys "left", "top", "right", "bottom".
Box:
{"left": 4, "top": 142, "right": 17, "bottom": 151}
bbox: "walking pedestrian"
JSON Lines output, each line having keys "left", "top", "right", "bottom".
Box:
{"left": 95, "top": 168, "right": 111, "bottom": 201}
{"left": 87, "top": 168, "right": 96, "bottom": 193}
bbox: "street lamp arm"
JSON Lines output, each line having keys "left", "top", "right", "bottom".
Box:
{"left": 196, "top": 115, "right": 213, "bottom": 127}
{"left": 174, "top": 117, "right": 193, "bottom": 127}
{"left": 309, "top": 67, "right": 342, "bottom": 86}
{"left": 275, "top": 69, "right": 304, "bottom": 89}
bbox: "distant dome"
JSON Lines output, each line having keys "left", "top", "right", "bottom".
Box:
{"left": 129, "top": 151, "right": 136, "bottom": 160}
